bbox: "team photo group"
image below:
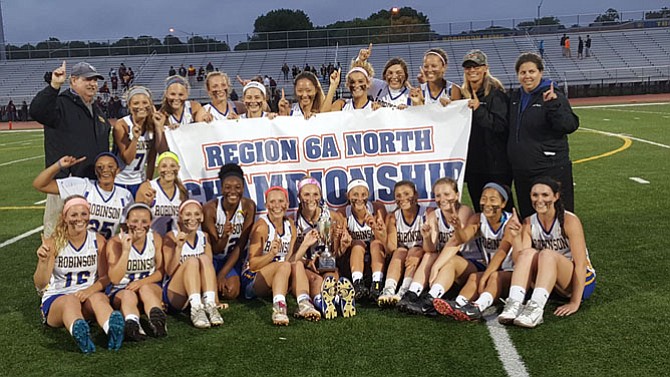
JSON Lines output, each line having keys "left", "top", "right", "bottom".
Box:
{"left": 30, "top": 43, "right": 596, "bottom": 354}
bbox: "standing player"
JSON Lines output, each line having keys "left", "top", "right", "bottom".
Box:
{"left": 34, "top": 195, "right": 124, "bottom": 353}
{"left": 33, "top": 154, "right": 133, "bottom": 239}
{"left": 202, "top": 71, "right": 243, "bottom": 120}
{"left": 353, "top": 44, "right": 412, "bottom": 108}
{"left": 410, "top": 48, "right": 462, "bottom": 106}
{"left": 498, "top": 177, "right": 595, "bottom": 328}
{"left": 329, "top": 62, "right": 377, "bottom": 111}
{"left": 202, "top": 163, "right": 256, "bottom": 300}
{"left": 107, "top": 203, "right": 167, "bottom": 340}
{"left": 159, "top": 75, "right": 211, "bottom": 128}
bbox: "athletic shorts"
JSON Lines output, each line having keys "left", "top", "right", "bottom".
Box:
{"left": 40, "top": 294, "right": 65, "bottom": 324}
{"left": 161, "top": 276, "right": 186, "bottom": 314}
{"left": 240, "top": 269, "right": 257, "bottom": 300}
{"left": 467, "top": 259, "right": 487, "bottom": 272}
{"left": 116, "top": 183, "right": 141, "bottom": 198}
{"left": 213, "top": 255, "right": 240, "bottom": 278}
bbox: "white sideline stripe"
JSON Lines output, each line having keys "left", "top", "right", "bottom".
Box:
{"left": 0, "top": 155, "right": 43, "bottom": 167}
{"left": 573, "top": 102, "right": 670, "bottom": 109}
{"left": 0, "top": 129, "right": 42, "bottom": 134}
{"left": 581, "top": 127, "right": 670, "bottom": 149}
{"left": 33, "top": 199, "right": 47, "bottom": 205}
{"left": 629, "top": 177, "right": 650, "bottom": 184}
{"left": 0, "top": 226, "right": 43, "bottom": 249}
{"left": 486, "top": 317, "right": 530, "bottom": 377}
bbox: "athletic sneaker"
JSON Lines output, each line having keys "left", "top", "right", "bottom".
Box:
{"left": 72, "top": 319, "right": 95, "bottom": 354}
{"left": 124, "top": 319, "right": 147, "bottom": 342}
{"left": 204, "top": 303, "right": 224, "bottom": 326}
{"left": 453, "top": 303, "right": 484, "bottom": 322}
{"left": 433, "top": 298, "right": 459, "bottom": 318}
{"left": 295, "top": 299, "right": 321, "bottom": 321}
{"left": 353, "top": 279, "right": 369, "bottom": 301}
{"left": 397, "top": 291, "right": 419, "bottom": 313}
{"left": 369, "top": 281, "right": 382, "bottom": 301}
{"left": 419, "top": 294, "right": 438, "bottom": 317}
{"left": 513, "top": 300, "right": 544, "bottom": 328}
{"left": 148, "top": 307, "right": 167, "bottom": 337}
{"left": 377, "top": 287, "right": 397, "bottom": 307}
{"left": 337, "top": 277, "right": 356, "bottom": 318}
{"left": 320, "top": 276, "right": 338, "bottom": 320}
{"left": 272, "top": 301, "right": 289, "bottom": 326}
{"left": 498, "top": 298, "right": 523, "bottom": 325}
{"left": 190, "top": 304, "right": 211, "bottom": 329}
{"left": 107, "top": 310, "right": 125, "bottom": 351}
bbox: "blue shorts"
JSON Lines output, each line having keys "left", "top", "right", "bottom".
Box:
{"left": 116, "top": 183, "right": 141, "bottom": 197}
{"left": 240, "top": 269, "right": 257, "bottom": 300}
{"left": 582, "top": 269, "right": 596, "bottom": 300}
{"left": 161, "top": 277, "right": 185, "bottom": 314}
{"left": 213, "top": 255, "right": 240, "bottom": 278}
{"left": 467, "top": 259, "right": 487, "bottom": 272}
{"left": 40, "top": 294, "right": 65, "bottom": 324}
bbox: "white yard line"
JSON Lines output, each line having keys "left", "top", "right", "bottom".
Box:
{"left": 573, "top": 102, "right": 670, "bottom": 109}
{"left": 0, "top": 155, "right": 43, "bottom": 167}
{"left": 629, "top": 177, "right": 650, "bottom": 184}
{"left": 486, "top": 317, "right": 530, "bottom": 377}
{"left": 33, "top": 199, "right": 47, "bottom": 205}
{"left": 0, "top": 226, "right": 43, "bottom": 249}
{"left": 581, "top": 127, "right": 670, "bottom": 149}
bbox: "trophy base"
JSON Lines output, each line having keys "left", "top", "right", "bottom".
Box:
{"left": 318, "top": 258, "right": 337, "bottom": 273}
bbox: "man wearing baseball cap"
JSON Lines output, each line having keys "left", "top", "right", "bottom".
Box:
{"left": 30, "top": 61, "right": 112, "bottom": 237}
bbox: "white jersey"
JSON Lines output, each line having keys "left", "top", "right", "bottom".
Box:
{"left": 240, "top": 111, "right": 267, "bottom": 119}
{"left": 176, "top": 229, "right": 207, "bottom": 263}
{"left": 434, "top": 209, "right": 456, "bottom": 251}
{"left": 203, "top": 102, "right": 237, "bottom": 121}
{"left": 376, "top": 87, "right": 410, "bottom": 108}
{"left": 295, "top": 206, "right": 331, "bottom": 260}
{"left": 395, "top": 206, "right": 426, "bottom": 249}
{"left": 368, "top": 78, "right": 388, "bottom": 101}
{"left": 290, "top": 103, "right": 306, "bottom": 117}
{"left": 462, "top": 212, "right": 513, "bottom": 270}
{"left": 530, "top": 213, "right": 594, "bottom": 273}
{"left": 149, "top": 179, "right": 182, "bottom": 237}
{"left": 345, "top": 203, "right": 374, "bottom": 243}
{"left": 260, "top": 215, "right": 292, "bottom": 262}
{"left": 214, "top": 198, "right": 246, "bottom": 261}
{"left": 342, "top": 98, "right": 372, "bottom": 111}
{"left": 112, "top": 231, "right": 157, "bottom": 290}
{"left": 41, "top": 230, "right": 99, "bottom": 303}
{"left": 168, "top": 101, "right": 194, "bottom": 125}
{"left": 421, "top": 81, "right": 454, "bottom": 104}
{"left": 57, "top": 177, "right": 133, "bottom": 239}
{"left": 115, "top": 115, "right": 154, "bottom": 185}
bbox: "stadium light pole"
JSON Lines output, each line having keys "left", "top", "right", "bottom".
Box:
{"left": 537, "top": 0, "right": 544, "bottom": 21}
{"left": 169, "top": 27, "right": 195, "bottom": 53}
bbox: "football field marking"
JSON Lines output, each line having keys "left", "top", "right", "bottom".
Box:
{"left": 573, "top": 102, "right": 670, "bottom": 109}
{"left": 580, "top": 127, "right": 670, "bottom": 149}
{"left": 33, "top": 199, "right": 47, "bottom": 205}
{"left": 0, "top": 155, "right": 43, "bottom": 167}
{"left": 486, "top": 317, "right": 530, "bottom": 377}
{"left": 0, "top": 226, "right": 43, "bottom": 249}
{"left": 629, "top": 177, "right": 650, "bottom": 184}
{"left": 574, "top": 130, "right": 632, "bottom": 164}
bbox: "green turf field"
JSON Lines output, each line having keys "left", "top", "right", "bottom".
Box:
{"left": 1, "top": 103, "right": 669, "bottom": 376}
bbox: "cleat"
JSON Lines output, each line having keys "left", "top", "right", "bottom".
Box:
{"left": 514, "top": 300, "right": 544, "bottom": 328}
{"left": 369, "top": 281, "right": 382, "bottom": 301}
{"left": 148, "top": 307, "right": 167, "bottom": 337}
{"left": 294, "top": 299, "right": 321, "bottom": 321}
{"left": 190, "top": 304, "right": 211, "bottom": 329}
{"left": 107, "top": 311, "right": 125, "bottom": 351}
{"left": 498, "top": 298, "right": 523, "bottom": 325}
{"left": 453, "top": 302, "right": 484, "bottom": 322}
{"left": 72, "top": 319, "right": 95, "bottom": 354}
{"left": 377, "top": 287, "right": 397, "bottom": 307}
{"left": 397, "top": 291, "right": 419, "bottom": 313}
{"left": 320, "top": 276, "right": 338, "bottom": 320}
{"left": 337, "top": 277, "right": 356, "bottom": 318}
{"left": 419, "top": 294, "right": 437, "bottom": 317}
{"left": 205, "top": 303, "right": 224, "bottom": 326}
{"left": 433, "top": 298, "right": 459, "bottom": 318}
{"left": 353, "top": 280, "right": 369, "bottom": 301}
{"left": 272, "top": 301, "right": 289, "bottom": 326}
{"left": 124, "top": 319, "right": 147, "bottom": 342}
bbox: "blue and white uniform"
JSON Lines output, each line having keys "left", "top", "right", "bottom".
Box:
{"left": 57, "top": 178, "right": 133, "bottom": 239}
{"left": 290, "top": 103, "right": 307, "bottom": 117}
{"left": 40, "top": 230, "right": 99, "bottom": 319}
{"left": 462, "top": 212, "right": 513, "bottom": 271}
{"left": 434, "top": 209, "right": 456, "bottom": 251}
{"left": 203, "top": 101, "right": 237, "bottom": 121}
{"left": 109, "top": 231, "right": 157, "bottom": 293}
{"left": 421, "top": 81, "right": 455, "bottom": 105}
{"left": 295, "top": 206, "right": 331, "bottom": 260}
{"left": 176, "top": 229, "right": 207, "bottom": 264}
{"left": 149, "top": 179, "right": 182, "bottom": 237}
{"left": 240, "top": 111, "right": 267, "bottom": 119}
{"left": 395, "top": 206, "right": 426, "bottom": 249}
{"left": 342, "top": 98, "right": 372, "bottom": 111}
{"left": 168, "top": 101, "right": 194, "bottom": 126}
{"left": 530, "top": 212, "right": 596, "bottom": 274}
{"left": 114, "top": 115, "right": 154, "bottom": 192}
{"left": 345, "top": 203, "right": 374, "bottom": 244}
{"left": 376, "top": 87, "right": 411, "bottom": 108}
{"left": 213, "top": 198, "right": 246, "bottom": 275}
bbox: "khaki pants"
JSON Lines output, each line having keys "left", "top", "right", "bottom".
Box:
{"left": 43, "top": 194, "right": 64, "bottom": 238}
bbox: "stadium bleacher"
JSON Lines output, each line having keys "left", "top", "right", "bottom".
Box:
{"left": 0, "top": 27, "right": 669, "bottom": 107}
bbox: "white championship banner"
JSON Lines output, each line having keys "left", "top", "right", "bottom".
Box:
{"left": 165, "top": 101, "right": 472, "bottom": 213}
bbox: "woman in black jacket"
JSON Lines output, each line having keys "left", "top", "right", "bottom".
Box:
{"left": 507, "top": 52, "right": 578, "bottom": 218}
{"left": 461, "top": 50, "right": 513, "bottom": 212}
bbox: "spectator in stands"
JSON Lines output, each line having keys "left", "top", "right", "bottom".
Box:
{"left": 206, "top": 62, "right": 214, "bottom": 73}
{"left": 197, "top": 66, "right": 206, "bottom": 82}
{"left": 111, "top": 75, "right": 119, "bottom": 95}
{"left": 577, "top": 37, "right": 584, "bottom": 59}
{"left": 118, "top": 63, "right": 127, "bottom": 81}
{"left": 20, "top": 101, "right": 28, "bottom": 121}
{"left": 121, "top": 70, "right": 131, "bottom": 91}
{"left": 538, "top": 40, "right": 545, "bottom": 58}
{"left": 168, "top": 66, "right": 176, "bottom": 76}
{"left": 585, "top": 35, "right": 592, "bottom": 57}
{"left": 30, "top": 61, "right": 112, "bottom": 237}
{"left": 99, "top": 81, "right": 110, "bottom": 102}
{"left": 187, "top": 65, "right": 197, "bottom": 87}
{"left": 269, "top": 77, "right": 277, "bottom": 96}
{"left": 304, "top": 63, "right": 311, "bottom": 72}
{"left": 6, "top": 100, "right": 17, "bottom": 122}
{"left": 263, "top": 75, "right": 271, "bottom": 90}
{"left": 560, "top": 34, "right": 567, "bottom": 57}
{"left": 178, "top": 64, "right": 187, "bottom": 77}
{"left": 461, "top": 50, "right": 513, "bottom": 212}
{"left": 229, "top": 88, "right": 239, "bottom": 101}
{"left": 128, "top": 68, "right": 135, "bottom": 85}
{"left": 292, "top": 65, "right": 299, "bottom": 78}
{"left": 282, "top": 63, "right": 290, "bottom": 81}
{"left": 565, "top": 36, "right": 572, "bottom": 58}
{"left": 507, "top": 52, "right": 578, "bottom": 218}
{"left": 109, "top": 67, "right": 117, "bottom": 80}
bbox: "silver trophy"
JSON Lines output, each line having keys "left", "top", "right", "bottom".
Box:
{"left": 317, "top": 217, "right": 337, "bottom": 272}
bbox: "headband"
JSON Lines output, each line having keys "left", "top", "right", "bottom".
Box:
{"left": 156, "top": 151, "right": 180, "bottom": 167}
{"left": 347, "top": 67, "right": 370, "bottom": 80}
{"left": 264, "top": 186, "right": 288, "bottom": 200}
{"left": 126, "top": 86, "right": 152, "bottom": 101}
{"left": 483, "top": 182, "right": 509, "bottom": 203}
{"left": 243, "top": 81, "right": 266, "bottom": 97}
{"left": 165, "top": 75, "right": 189, "bottom": 89}
{"left": 124, "top": 202, "right": 153, "bottom": 220}
{"left": 347, "top": 179, "right": 369, "bottom": 193}
{"left": 221, "top": 170, "right": 244, "bottom": 182}
{"left": 95, "top": 152, "right": 120, "bottom": 167}
{"left": 425, "top": 51, "right": 447, "bottom": 65}
{"left": 179, "top": 199, "right": 202, "bottom": 214}
{"left": 297, "top": 177, "right": 321, "bottom": 192}
{"left": 63, "top": 197, "right": 90, "bottom": 215}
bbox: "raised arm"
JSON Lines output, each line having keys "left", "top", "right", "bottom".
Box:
{"left": 33, "top": 155, "right": 86, "bottom": 194}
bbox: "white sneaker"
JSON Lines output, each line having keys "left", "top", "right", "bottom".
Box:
{"left": 204, "top": 303, "right": 224, "bottom": 326}
{"left": 190, "top": 304, "right": 211, "bottom": 329}
{"left": 514, "top": 300, "right": 544, "bottom": 328}
{"left": 377, "top": 287, "right": 396, "bottom": 307}
{"left": 272, "top": 301, "right": 289, "bottom": 326}
{"left": 498, "top": 298, "right": 523, "bottom": 325}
